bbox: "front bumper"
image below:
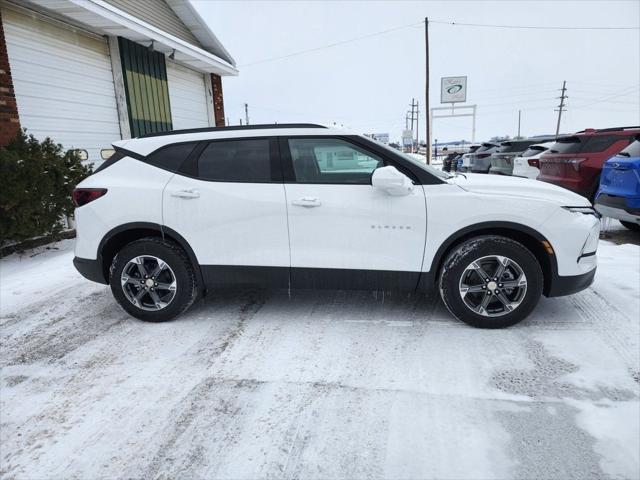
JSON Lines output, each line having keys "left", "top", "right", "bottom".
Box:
{"left": 595, "top": 204, "right": 640, "bottom": 224}
{"left": 547, "top": 267, "right": 596, "bottom": 297}
{"left": 595, "top": 194, "right": 640, "bottom": 223}
{"left": 73, "top": 257, "right": 108, "bottom": 284}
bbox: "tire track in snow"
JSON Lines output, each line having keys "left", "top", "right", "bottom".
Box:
{"left": 0, "top": 291, "right": 128, "bottom": 367}
{"left": 568, "top": 288, "right": 639, "bottom": 378}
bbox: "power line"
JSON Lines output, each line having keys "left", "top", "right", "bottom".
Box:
{"left": 238, "top": 18, "right": 638, "bottom": 68}
{"left": 430, "top": 20, "right": 639, "bottom": 30}
{"left": 571, "top": 86, "right": 640, "bottom": 109}
{"left": 239, "top": 20, "right": 422, "bottom": 67}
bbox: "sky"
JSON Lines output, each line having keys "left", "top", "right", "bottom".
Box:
{"left": 192, "top": 0, "right": 640, "bottom": 144}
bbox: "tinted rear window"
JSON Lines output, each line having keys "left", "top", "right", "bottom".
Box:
{"left": 521, "top": 145, "right": 548, "bottom": 158}
{"left": 499, "top": 140, "right": 537, "bottom": 153}
{"left": 146, "top": 142, "right": 197, "bottom": 171}
{"left": 197, "top": 139, "right": 273, "bottom": 182}
{"left": 549, "top": 136, "right": 582, "bottom": 154}
{"left": 549, "top": 135, "right": 622, "bottom": 154}
{"left": 476, "top": 143, "right": 498, "bottom": 153}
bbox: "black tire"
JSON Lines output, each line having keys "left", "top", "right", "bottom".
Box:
{"left": 109, "top": 237, "right": 197, "bottom": 322}
{"left": 438, "top": 235, "right": 543, "bottom": 328}
{"left": 620, "top": 221, "right": 640, "bottom": 232}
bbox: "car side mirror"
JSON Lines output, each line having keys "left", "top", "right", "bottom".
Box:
{"left": 371, "top": 166, "right": 414, "bottom": 196}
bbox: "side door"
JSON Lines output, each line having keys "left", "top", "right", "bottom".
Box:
{"left": 162, "top": 137, "right": 290, "bottom": 289}
{"left": 281, "top": 136, "right": 427, "bottom": 290}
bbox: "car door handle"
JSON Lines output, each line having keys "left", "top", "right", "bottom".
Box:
{"left": 292, "top": 197, "right": 321, "bottom": 207}
{"left": 170, "top": 189, "right": 200, "bottom": 199}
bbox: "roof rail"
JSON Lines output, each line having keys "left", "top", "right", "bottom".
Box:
{"left": 137, "top": 123, "right": 327, "bottom": 139}
{"left": 575, "top": 126, "right": 640, "bottom": 134}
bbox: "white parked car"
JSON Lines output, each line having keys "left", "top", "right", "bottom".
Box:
{"left": 73, "top": 124, "right": 600, "bottom": 328}
{"left": 458, "top": 144, "right": 481, "bottom": 172}
{"left": 512, "top": 141, "right": 555, "bottom": 179}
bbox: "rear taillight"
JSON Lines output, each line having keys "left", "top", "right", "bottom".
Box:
{"left": 568, "top": 158, "right": 586, "bottom": 171}
{"left": 73, "top": 188, "right": 107, "bottom": 207}
{"left": 528, "top": 159, "right": 540, "bottom": 168}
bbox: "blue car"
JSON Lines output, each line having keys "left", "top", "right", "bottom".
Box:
{"left": 595, "top": 135, "right": 640, "bottom": 232}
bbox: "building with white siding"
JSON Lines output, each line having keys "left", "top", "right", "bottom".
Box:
{"left": 0, "top": 0, "right": 237, "bottom": 163}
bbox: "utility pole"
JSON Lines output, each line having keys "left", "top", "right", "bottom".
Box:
{"left": 408, "top": 99, "right": 419, "bottom": 152}
{"left": 555, "top": 81, "right": 567, "bottom": 138}
{"left": 409, "top": 98, "right": 416, "bottom": 132}
{"left": 425, "top": 17, "right": 431, "bottom": 164}
{"left": 415, "top": 101, "right": 420, "bottom": 151}
{"left": 517, "top": 110, "right": 521, "bottom": 138}
{"left": 244, "top": 103, "right": 250, "bottom": 125}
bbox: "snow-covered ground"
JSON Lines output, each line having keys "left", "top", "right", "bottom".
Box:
{"left": 1, "top": 229, "right": 638, "bottom": 480}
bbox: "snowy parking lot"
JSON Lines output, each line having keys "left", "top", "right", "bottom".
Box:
{"left": 1, "top": 227, "right": 639, "bottom": 479}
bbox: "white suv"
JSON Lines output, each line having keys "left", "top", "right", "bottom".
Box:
{"left": 73, "top": 124, "right": 600, "bottom": 328}
{"left": 512, "top": 141, "right": 554, "bottom": 179}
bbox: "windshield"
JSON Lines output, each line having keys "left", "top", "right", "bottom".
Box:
{"left": 397, "top": 150, "right": 452, "bottom": 179}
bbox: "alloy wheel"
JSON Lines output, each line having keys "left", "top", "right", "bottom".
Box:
{"left": 458, "top": 255, "right": 527, "bottom": 317}
{"left": 121, "top": 255, "right": 177, "bottom": 311}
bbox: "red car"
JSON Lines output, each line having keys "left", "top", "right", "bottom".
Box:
{"left": 538, "top": 126, "right": 640, "bottom": 200}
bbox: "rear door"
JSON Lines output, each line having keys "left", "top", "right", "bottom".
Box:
{"left": 281, "top": 136, "right": 427, "bottom": 290}
{"left": 162, "top": 137, "right": 290, "bottom": 288}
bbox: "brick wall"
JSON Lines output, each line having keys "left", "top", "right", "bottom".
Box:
{"left": 0, "top": 10, "right": 20, "bottom": 146}
{"left": 211, "top": 73, "right": 225, "bottom": 126}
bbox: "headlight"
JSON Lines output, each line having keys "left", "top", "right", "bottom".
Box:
{"left": 580, "top": 224, "right": 600, "bottom": 259}
{"left": 563, "top": 206, "right": 601, "bottom": 218}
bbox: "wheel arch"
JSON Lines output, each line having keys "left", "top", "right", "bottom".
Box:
{"left": 97, "top": 222, "right": 205, "bottom": 293}
{"left": 426, "top": 221, "right": 557, "bottom": 296}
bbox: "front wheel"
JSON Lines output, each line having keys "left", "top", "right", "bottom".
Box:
{"left": 439, "top": 235, "right": 543, "bottom": 328}
{"left": 110, "top": 237, "right": 197, "bottom": 322}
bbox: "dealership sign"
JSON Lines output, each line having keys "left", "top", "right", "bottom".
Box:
{"left": 402, "top": 129, "right": 413, "bottom": 147}
{"left": 372, "top": 133, "right": 389, "bottom": 144}
{"left": 441, "top": 76, "right": 467, "bottom": 103}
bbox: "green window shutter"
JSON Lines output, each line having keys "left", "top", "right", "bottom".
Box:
{"left": 118, "top": 37, "right": 172, "bottom": 137}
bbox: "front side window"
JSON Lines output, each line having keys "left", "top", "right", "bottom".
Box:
{"left": 288, "top": 138, "right": 383, "bottom": 184}
{"left": 197, "top": 139, "right": 272, "bottom": 182}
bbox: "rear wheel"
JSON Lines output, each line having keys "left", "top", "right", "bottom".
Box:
{"left": 110, "top": 237, "right": 197, "bottom": 322}
{"left": 620, "top": 221, "right": 640, "bottom": 232}
{"left": 439, "top": 235, "right": 543, "bottom": 328}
